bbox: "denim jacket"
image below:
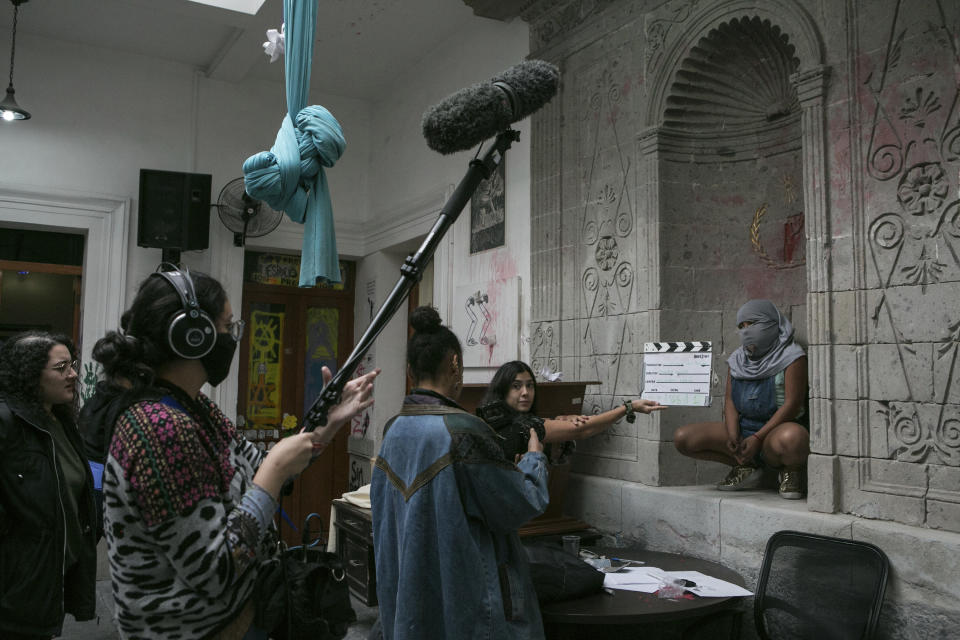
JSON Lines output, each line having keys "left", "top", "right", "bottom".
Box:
{"left": 372, "top": 391, "right": 550, "bottom": 640}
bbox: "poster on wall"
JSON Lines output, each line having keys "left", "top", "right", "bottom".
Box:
{"left": 248, "top": 253, "right": 348, "bottom": 290}
{"left": 247, "top": 310, "right": 284, "bottom": 425}
{"left": 351, "top": 279, "right": 377, "bottom": 439}
{"left": 348, "top": 454, "right": 369, "bottom": 491}
{"left": 452, "top": 277, "right": 519, "bottom": 367}
{"left": 470, "top": 158, "right": 505, "bottom": 253}
{"left": 303, "top": 307, "right": 339, "bottom": 415}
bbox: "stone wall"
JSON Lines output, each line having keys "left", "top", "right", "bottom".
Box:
{"left": 523, "top": 0, "right": 960, "bottom": 537}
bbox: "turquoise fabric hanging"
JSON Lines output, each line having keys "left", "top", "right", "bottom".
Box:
{"left": 242, "top": 0, "right": 344, "bottom": 286}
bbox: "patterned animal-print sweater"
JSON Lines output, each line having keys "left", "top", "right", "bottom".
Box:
{"left": 103, "top": 392, "right": 273, "bottom": 639}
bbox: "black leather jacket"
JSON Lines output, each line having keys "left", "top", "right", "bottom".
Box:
{"left": 0, "top": 396, "right": 98, "bottom": 636}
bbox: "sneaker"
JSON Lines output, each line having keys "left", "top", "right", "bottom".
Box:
{"left": 778, "top": 470, "right": 804, "bottom": 499}
{"left": 717, "top": 465, "right": 764, "bottom": 491}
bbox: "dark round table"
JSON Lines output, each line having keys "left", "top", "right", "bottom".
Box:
{"left": 540, "top": 546, "right": 747, "bottom": 640}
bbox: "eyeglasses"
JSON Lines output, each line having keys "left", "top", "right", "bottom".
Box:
{"left": 227, "top": 319, "right": 245, "bottom": 341}
{"left": 48, "top": 359, "right": 78, "bottom": 376}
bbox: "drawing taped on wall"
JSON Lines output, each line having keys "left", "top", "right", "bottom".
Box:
{"left": 452, "top": 277, "right": 520, "bottom": 367}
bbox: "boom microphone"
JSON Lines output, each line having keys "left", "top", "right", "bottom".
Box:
{"left": 422, "top": 59, "right": 560, "bottom": 155}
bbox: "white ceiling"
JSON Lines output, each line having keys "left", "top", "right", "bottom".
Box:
{"left": 0, "top": 0, "right": 505, "bottom": 101}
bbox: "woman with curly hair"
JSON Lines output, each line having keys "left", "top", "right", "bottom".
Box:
{"left": 0, "top": 332, "right": 98, "bottom": 640}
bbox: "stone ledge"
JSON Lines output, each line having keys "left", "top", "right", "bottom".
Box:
{"left": 564, "top": 473, "right": 960, "bottom": 637}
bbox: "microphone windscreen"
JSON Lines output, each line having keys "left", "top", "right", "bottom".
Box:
{"left": 422, "top": 59, "right": 560, "bottom": 155}
{"left": 491, "top": 60, "right": 560, "bottom": 121}
{"left": 422, "top": 84, "right": 513, "bottom": 155}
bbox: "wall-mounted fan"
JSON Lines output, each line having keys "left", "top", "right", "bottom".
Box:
{"left": 215, "top": 177, "right": 283, "bottom": 247}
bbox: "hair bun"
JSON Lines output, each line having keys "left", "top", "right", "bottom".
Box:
{"left": 409, "top": 305, "right": 442, "bottom": 334}
{"left": 93, "top": 330, "right": 144, "bottom": 371}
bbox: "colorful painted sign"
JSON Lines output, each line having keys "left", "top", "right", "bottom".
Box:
{"left": 247, "top": 309, "right": 284, "bottom": 424}
{"left": 250, "top": 253, "right": 348, "bottom": 290}
{"left": 303, "top": 306, "right": 339, "bottom": 414}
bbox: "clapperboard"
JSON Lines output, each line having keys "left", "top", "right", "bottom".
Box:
{"left": 641, "top": 342, "right": 712, "bottom": 407}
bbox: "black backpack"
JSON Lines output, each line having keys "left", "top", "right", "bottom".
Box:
{"left": 523, "top": 542, "right": 605, "bottom": 603}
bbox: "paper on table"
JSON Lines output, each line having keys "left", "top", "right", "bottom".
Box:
{"left": 602, "top": 566, "right": 665, "bottom": 593}
{"left": 661, "top": 570, "right": 754, "bottom": 597}
{"left": 603, "top": 567, "right": 753, "bottom": 597}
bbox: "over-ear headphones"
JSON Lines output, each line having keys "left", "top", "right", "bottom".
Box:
{"left": 151, "top": 263, "right": 217, "bottom": 359}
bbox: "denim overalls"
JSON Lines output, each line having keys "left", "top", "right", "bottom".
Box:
{"left": 731, "top": 376, "right": 777, "bottom": 438}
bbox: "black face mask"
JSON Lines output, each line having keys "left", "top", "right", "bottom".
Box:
{"left": 200, "top": 333, "right": 237, "bottom": 386}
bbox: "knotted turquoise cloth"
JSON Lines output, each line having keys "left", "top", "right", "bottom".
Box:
{"left": 242, "top": 0, "right": 344, "bottom": 286}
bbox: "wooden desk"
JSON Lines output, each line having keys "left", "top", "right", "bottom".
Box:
{"left": 331, "top": 499, "right": 377, "bottom": 606}
{"left": 459, "top": 381, "right": 598, "bottom": 419}
{"left": 541, "top": 547, "right": 746, "bottom": 640}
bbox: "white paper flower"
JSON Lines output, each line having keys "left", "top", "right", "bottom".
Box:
{"left": 538, "top": 366, "right": 563, "bottom": 382}
{"left": 263, "top": 23, "right": 285, "bottom": 62}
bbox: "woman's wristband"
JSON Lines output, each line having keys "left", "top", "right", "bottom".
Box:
{"left": 751, "top": 432, "right": 765, "bottom": 443}
{"left": 622, "top": 400, "right": 636, "bottom": 423}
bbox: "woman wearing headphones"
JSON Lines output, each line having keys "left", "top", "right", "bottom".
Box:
{"left": 86, "top": 266, "right": 378, "bottom": 640}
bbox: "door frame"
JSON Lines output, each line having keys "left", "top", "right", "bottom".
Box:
{"left": 236, "top": 277, "right": 355, "bottom": 544}
{"left": 0, "top": 186, "right": 129, "bottom": 383}
{"left": 0, "top": 259, "right": 83, "bottom": 346}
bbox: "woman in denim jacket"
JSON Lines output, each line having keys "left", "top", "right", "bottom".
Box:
{"left": 372, "top": 306, "right": 550, "bottom": 639}
{"left": 673, "top": 299, "right": 809, "bottom": 499}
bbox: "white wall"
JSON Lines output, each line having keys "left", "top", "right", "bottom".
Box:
{"left": 0, "top": 31, "right": 373, "bottom": 413}
{"left": 341, "top": 18, "right": 531, "bottom": 459}
{"left": 2, "top": 31, "right": 373, "bottom": 285}
{"left": 349, "top": 250, "right": 407, "bottom": 463}
{"left": 1, "top": 18, "right": 533, "bottom": 442}
{"left": 363, "top": 17, "right": 532, "bottom": 400}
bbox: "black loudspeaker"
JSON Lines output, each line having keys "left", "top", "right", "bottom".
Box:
{"left": 137, "top": 169, "right": 212, "bottom": 251}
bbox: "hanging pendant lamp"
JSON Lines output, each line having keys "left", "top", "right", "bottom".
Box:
{"left": 1, "top": 0, "right": 30, "bottom": 121}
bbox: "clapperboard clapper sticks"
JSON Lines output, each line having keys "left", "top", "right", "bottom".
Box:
{"left": 641, "top": 342, "right": 713, "bottom": 407}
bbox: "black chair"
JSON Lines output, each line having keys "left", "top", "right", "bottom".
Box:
{"left": 754, "top": 530, "right": 889, "bottom": 640}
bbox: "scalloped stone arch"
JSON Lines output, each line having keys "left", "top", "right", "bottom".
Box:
{"left": 645, "top": 0, "right": 824, "bottom": 128}
{"left": 664, "top": 16, "right": 801, "bottom": 133}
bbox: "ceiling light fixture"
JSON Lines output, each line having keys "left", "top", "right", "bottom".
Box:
{"left": 1, "top": 0, "right": 29, "bottom": 121}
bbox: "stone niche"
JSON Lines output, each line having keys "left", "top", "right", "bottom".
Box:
{"left": 524, "top": 0, "right": 960, "bottom": 536}
{"left": 526, "top": 0, "right": 826, "bottom": 489}
{"left": 654, "top": 16, "right": 810, "bottom": 485}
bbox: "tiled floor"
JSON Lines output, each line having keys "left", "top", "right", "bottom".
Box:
{"left": 59, "top": 579, "right": 378, "bottom": 639}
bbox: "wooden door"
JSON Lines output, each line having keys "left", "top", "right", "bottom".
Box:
{"left": 237, "top": 282, "right": 354, "bottom": 546}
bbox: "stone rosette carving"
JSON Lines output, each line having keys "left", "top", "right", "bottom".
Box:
{"left": 865, "top": 0, "right": 960, "bottom": 468}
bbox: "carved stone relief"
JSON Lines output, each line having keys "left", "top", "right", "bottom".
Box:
{"left": 645, "top": 0, "right": 702, "bottom": 76}
{"left": 530, "top": 321, "right": 559, "bottom": 377}
{"left": 578, "top": 58, "right": 637, "bottom": 414}
{"left": 524, "top": 0, "right": 619, "bottom": 52}
{"left": 863, "top": 0, "right": 960, "bottom": 469}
